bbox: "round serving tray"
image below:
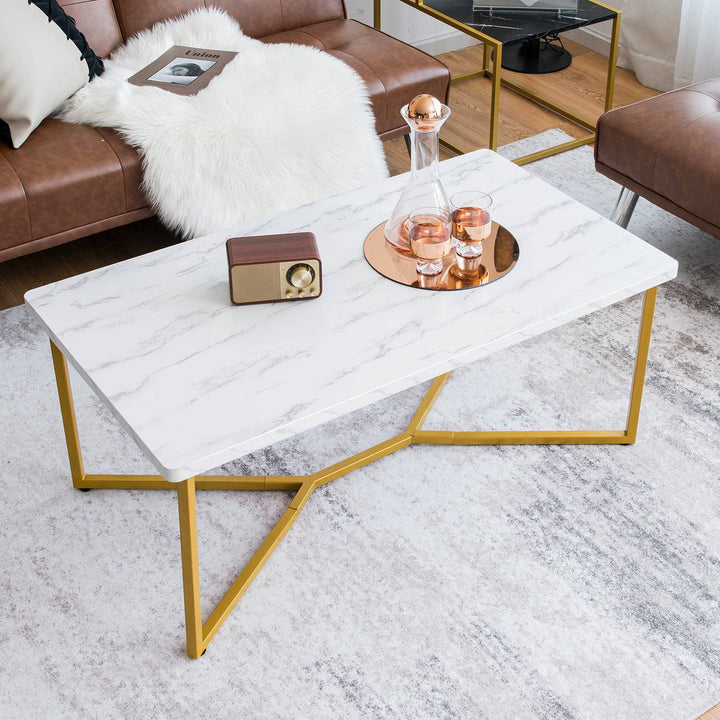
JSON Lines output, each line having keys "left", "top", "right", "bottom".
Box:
{"left": 363, "top": 221, "right": 519, "bottom": 291}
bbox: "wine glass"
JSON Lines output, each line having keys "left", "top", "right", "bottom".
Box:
{"left": 408, "top": 207, "right": 452, "bottom": 276}
{"left": 450, "top": 191, "right": 493, "bottom": 259}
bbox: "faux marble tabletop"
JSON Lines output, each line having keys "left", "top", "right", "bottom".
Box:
{"left": 25, "top": 150, "right": 677, "bottom": 482}
{"left": 422, "top": 0, "right": 617, "bottom": 45}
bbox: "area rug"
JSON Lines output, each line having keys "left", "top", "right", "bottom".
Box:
{"left": 1, "top": 132, "right": 719, "bottom": 720}
{"left": 58, "top": 8, "right": 388, "bottom": 238}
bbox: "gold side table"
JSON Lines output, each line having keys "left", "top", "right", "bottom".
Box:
{"left": 375, "top": 0, "right": 620, "bottom": 165}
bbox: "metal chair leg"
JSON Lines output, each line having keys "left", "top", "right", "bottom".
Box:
{"left": 611, "top": 187, "right": 639, "bottom": 228}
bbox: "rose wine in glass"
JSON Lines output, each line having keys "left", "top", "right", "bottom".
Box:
{"left": 451, "top": 191, "right": 493, "bottom": 259}
{"left": 408, "top": 207, "right": 452, "bottom": 276}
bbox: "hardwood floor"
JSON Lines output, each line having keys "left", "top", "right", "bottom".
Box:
{"left": 0, "top": 38, "right": 657, "bottom": 311}
{"left": 0, "top": 218, "right": 181, "bottom": 310}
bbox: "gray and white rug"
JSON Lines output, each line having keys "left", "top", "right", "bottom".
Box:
{"left": 1, "top": 131, "right": 719, "bottom": 720}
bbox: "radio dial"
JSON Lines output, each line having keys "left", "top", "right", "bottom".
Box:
{"left": 288, "top": 264, "right": 315, "bottom": 290}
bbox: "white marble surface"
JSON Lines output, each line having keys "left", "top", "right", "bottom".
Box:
{"left": 25, "top": 150, "right": 678, "bottom": 482}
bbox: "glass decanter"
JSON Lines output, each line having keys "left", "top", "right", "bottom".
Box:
{"left": 385, "top": 94, "right": 451, "bottom": 253}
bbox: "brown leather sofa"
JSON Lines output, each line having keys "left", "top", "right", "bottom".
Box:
{"left": 595, "top": 79, "right": 720, "bottom": 238}
{"left": 0, "top": 0, "right": 450, "bottom": 262}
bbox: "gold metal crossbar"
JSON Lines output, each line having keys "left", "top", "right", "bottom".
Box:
{"left": 49, "top": 286, "right": 656, "bottom": 658}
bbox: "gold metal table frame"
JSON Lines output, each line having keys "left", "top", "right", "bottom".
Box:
{"left": 374, "top": 0, "right": 621, "bottom": 165}
{"left": 50, "top": 287, "right": 655, "bottom": 659}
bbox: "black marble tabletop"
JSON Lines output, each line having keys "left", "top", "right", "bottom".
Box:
{"left": 420, "top": 0, "right": 617, "bottom": 45}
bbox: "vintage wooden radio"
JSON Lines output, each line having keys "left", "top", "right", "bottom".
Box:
{"left": 226, "top": 232, "right": 322, "bottom": 305}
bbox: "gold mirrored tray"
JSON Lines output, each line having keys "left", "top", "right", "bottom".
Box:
{"left": 363, "top": 221, "right": 519, "bottom": 291}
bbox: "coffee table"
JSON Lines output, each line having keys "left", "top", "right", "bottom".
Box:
{"left": 25, "top": 150, "right": 677, "bottom": 658}
{"left": 374, "top": 0, "right": 620, "bottom": 164}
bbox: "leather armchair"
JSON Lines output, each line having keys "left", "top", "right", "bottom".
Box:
{"left": 595, "top": 79, "right": 720, "bottom": 239}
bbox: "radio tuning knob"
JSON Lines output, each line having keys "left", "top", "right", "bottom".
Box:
{"left": 288, "top": 264, "right": 315, "bottom": 290}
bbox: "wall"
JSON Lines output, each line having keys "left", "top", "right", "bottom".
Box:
{"left": 344, "top": 0, "right": 477, "bottom": 54}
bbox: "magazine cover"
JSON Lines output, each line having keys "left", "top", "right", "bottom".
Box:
{"left": 128, "top": 45, "right": 238, "bottom": 95}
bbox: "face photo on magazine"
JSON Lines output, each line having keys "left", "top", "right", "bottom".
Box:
{"left": 148, "top": 57, "right": 216, "bottom": 85}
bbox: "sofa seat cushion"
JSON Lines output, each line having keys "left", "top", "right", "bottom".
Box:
{"left": 595, "top": 79, "right": 720, "bottom": 238}
{"left": 0, "top": 118, "right": 145, "bottom": 252}
{"left": 262, "top": 19, "right": 450, "bottom": 138}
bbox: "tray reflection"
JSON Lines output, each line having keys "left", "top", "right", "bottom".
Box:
{"left": 363, "top": 221, "right": 519, "bottom": 291}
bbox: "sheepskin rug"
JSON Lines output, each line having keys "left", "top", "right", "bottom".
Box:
{"left": 59, "top": 8, "right": 389, "bottom": 238}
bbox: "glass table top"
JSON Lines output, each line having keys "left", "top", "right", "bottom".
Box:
{"left": 420, "top": 0, "right": 617, "bottom": 45}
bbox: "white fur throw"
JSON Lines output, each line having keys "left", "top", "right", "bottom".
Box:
{"left": 58, "top": 8, "right": 388, "bottom": 238}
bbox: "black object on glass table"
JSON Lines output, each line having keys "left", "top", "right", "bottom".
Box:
{"left": 500, "top": 33, "right": 571, "bottom": 74}
{"left": 424, "top": 0, "right": 615, "bottom": 74}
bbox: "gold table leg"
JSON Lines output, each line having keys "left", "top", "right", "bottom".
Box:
{"left": 597, "top": 1, "right": 621, "bottom": 113}
{"left": 489, "top": 41, "right": 502, "bottom": 152}
{"left": 178, "top": 476, "right": 202, "bottom": 658}
{"left": 49, "top": 286, "right": 657, "bottom": 658}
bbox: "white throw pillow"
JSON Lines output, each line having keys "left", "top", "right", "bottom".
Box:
{"left": 0, "top": 0, "right": 103, "bottom": 147}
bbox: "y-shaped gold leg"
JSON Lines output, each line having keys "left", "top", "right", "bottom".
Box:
{"left": 49, "top": 287, "right": 657, "bottom": 657}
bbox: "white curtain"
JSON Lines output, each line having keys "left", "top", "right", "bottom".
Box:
{"left": 673, "top": 0, "right": 720, "bottom": 87}
{"left": 610, "top": 0, "right": 681, "bottom": 92}
{"left": 594, "top": 0, "right": 720, "bottom": 91}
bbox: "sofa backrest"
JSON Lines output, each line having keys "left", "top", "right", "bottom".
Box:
{"left": 129, "top": 1, "right": 347, "bottom": 39}
{"left": 59, "top": 0, "right": 123, "bottom": 57}
{"left": 61, "top": 0, "right": 347, "bottom": 57}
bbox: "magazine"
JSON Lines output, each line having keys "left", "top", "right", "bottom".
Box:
{"left": 128, "top": 45, "right": 238, "bottom": 95}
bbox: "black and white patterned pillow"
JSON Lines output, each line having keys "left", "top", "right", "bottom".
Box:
{"left": 0, "top": 0, "right": 105, "bottom": 147}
